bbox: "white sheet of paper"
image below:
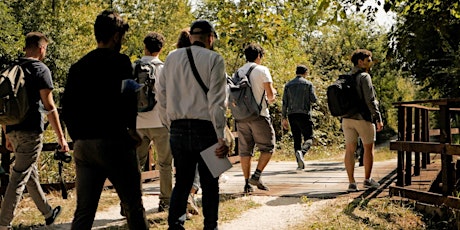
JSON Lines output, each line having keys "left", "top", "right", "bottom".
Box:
{"left": 200, "top": 143, "right": 233, "bottom": 178}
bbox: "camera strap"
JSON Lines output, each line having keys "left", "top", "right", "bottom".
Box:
{"left": 58, "top": 161, "right": 68, "bottom": 199}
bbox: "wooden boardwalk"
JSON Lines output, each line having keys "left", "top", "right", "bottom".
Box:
{"left": 141, "top": 157, "right": 430, "bottom": 200}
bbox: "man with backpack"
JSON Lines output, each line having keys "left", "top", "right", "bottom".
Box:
{"left": 132, "top": 32, "right": 172, "bottom": 213}
{"left": 281, "top": 65, "right": 317, "bottom": 170}
{"left": 0, "top": 32, "right": 70, "bottom": 229}
{"left": 234, "top": 43, "right": 277, "bottom": 193}
{"left": 342, "top": 49, "right": 383, "bottom": 193}
{"left": 61, "top": 9, "right": 149, "bottom": 229}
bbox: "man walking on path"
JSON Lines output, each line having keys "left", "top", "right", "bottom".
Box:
{"left": 341, "top": 49, "right": 384, "bottom": 193}
{"left": 156, "top": 19, "right": 230, "bottom": 229}
{"left": 282, "top": 65, "right": 317, "bottom": 170}
{"left": 235, "top": 43, "right": 277, "bottom": 193}
{"left": 133, "top": 32, "right": 173, "bottom": 212}
{"left": 62, "top": 9, "right": 149, "bottom": 229}
{"left": 0, "top": 32, "right": 70, "bottom": 229}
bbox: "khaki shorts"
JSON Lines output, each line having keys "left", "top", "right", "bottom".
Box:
{"left": 342, "top": 118, "right": 376, "bottom": 145}
{"left": 236, "top": 116, "right": 275, "bottom": 157}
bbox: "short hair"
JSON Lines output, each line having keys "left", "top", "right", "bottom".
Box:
{"left": 244, "top": 43, "right": 265, "bottom": 62}
{"left": 25, "top": 32, "right": 49, "bottom": 49}
{"left": 176, "top": 28, "right": 191, "bottom": 49}
{"left": 94, "top": 9, "right": 129, "bottom": 43}
{"left": 351, "top": 49, "right": 372, "bottom": 66}
{"left": 144, "top": 32, "right": 165, "bottom": 53}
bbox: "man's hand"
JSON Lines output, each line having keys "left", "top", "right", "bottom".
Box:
{"left": 215, "top": 138, "right": 230, "bottom": 158}
{"left": 376, "top": 121, "right": 384, "bottom": 132}
{"left": 282, "top": 118, "right": 289, "bottom": 130}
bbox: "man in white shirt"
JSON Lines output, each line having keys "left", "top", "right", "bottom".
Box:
{"left": 235, "top": 43, "right": 277, "bottom": 193}
{"left": 133, "top": 32, "right": 173, "bottom": 212}
{"left": 156, "top": 19, "right": 230, "bottom": 230}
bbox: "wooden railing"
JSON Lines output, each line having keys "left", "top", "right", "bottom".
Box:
{"left": 389, "top": 98, "right": 460, "bottom": 209}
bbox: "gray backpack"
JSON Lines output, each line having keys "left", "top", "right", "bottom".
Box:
{"left": 227, "top": 64, "right": 266, "bottom": 122}
{"left": 0, "top": 60, "right": 36, "bottom": 125}
{"left": 133, "top": 59, "right": 163, "bottom": 112}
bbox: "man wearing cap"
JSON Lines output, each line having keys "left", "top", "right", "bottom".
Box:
{"left": 282, "top": 65, "right": 317, "bottom": 170}
{"left": 156, "top": 19, "right": 230, "bottom": 230}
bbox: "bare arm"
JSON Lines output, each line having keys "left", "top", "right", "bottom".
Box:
{"left": 40, "top": 89, "right": 70, "bottom": 152}
{"left": 263, "top": 82, "right": 277, "bottom": 104}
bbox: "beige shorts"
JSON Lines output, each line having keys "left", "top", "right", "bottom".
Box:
{"left": 342, "top": 118, "right": 376, "bottom": 145}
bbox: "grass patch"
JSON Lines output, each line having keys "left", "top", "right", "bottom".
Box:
{"left": 293, "top": 197, "right": 426, "bottom": 230}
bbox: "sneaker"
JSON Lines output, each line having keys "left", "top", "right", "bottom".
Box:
{"left": 187, "top": 194, "right": 200, "bottom": 215}
{"left": 248, "top": 176, "right": 270, "bottom": 191}
{"left": 347, "top": 183, "right": 359, "bottom": 193}
{"left": 363, "top": 178, "right": 380, "bottom": 188}
{"left": 45, "top": 206, "right": 62, "bottom": 225}
{"left": 244, "top": 184, "right": 254, "bottom": 193}
{"left": 158, "top": 200, "right": 169, "bottom": 212}
{"left": 301, "top": 139, "right": 313, "bottom": 153}
{"left": 295, "top": 150, "right": 305, "bottom": 170}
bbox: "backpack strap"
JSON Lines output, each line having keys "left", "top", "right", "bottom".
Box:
{"left": 245, "top": 64, "right": 266, "bottom": 109}
{"left": 186, "top": 47, "right": 209, "bottom": 94}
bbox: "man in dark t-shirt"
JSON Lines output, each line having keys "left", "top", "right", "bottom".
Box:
{"left": 0, "top": 32, "right": 69, "bottom": 228}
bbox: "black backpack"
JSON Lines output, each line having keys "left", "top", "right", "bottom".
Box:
{"left": 227, "top": 64, "right": 266, "bottom": 122}
{"left": 327, "top": 73, "right": 361, "bottom": 117}
{"left": 133, "top": 60, "right": 163, "bottom": 112}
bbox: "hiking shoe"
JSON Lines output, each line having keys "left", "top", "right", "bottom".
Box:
{"left": 295, "top": 150, "right": 305, "bottom": 170}
{"left": 244, "top": 184, "right": 254, "bottom": 193}
{"left": 45, "top": 206, "right": 62, "bottom": 225}
{"left": 187, "top": 194, "right": 200, "bottom": 215}
{"left": 158, "top": 200, "right": 169, "bottom": 212}
{"left": 363, "top": 178, "right": 380, "bottom": 189}
{"left": 248, "top": 176, "right": 270, "bottom": 191}
{"left": 347, "top": 183, "right": 359, "bottom": 193}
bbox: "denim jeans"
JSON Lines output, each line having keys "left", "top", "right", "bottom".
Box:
{"left": 0, "top": 131, "right": 53, "bottom": 227}
{"left": 71, "top": 138, "right": 149, "bottom": 230}
{"left": 168, "top": 119, "right": 219, "bottom": 230}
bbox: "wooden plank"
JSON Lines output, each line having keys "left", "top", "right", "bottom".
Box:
{"left": 445, "top": 144, "right": 460, "bottom": 155}
{"left": 430, "top": 128, "right": 460, "bottom": 136}
{"left": 390, "top": 141, "right": 444, "bottom": 153}
{"left": 103, "top": 170, "right": 160, "bottom": 187}
{"left": 389, "top": 186, "right": 460, "bottom": 210}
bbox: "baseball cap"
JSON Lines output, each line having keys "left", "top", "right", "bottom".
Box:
{"left": 190, "top": 19, "right": 218, "bottom": 39}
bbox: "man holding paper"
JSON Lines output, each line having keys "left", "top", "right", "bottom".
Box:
{"left": 156, "top": 19, "right": 230, "bottom": 230}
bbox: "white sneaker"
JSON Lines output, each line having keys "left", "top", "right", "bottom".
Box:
{"left": 363, "top": 178, "right": 380, "bottom": 188}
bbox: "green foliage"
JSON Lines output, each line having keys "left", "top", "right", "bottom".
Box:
{"left": 0, "top": 1, "right": 24, "bottom": 68}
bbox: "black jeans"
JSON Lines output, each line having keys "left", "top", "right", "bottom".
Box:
{"left": 168, "top": 119, "right": 219, "bottom": 230}
{"left": 288, "top": 113, "right": 313, "bottom": 151}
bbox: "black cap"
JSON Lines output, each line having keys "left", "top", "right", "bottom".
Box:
{"left": 296, "top": 65, "right": 308, "bottom": 75}
{"left": 190, "top": 19, "right": 218, "bottom": 38}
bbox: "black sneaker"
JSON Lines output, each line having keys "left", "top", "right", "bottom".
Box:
{"left": 45, "top": 206, "right": 62, "bottom": 225}
{"left": 244, "top": 184, "right": 254, "bottom": 193}
{"left": 248, "top": 176, "right": 270, "bottom": 191}
{"left": 158, "top": 200, "right": 169, "bottom": 212}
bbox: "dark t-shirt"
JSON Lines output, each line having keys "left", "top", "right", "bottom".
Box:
{"left": 6, "top": 58, "right": 54, "bottom": 133}
{"left": 61, "top": 48, "right": 136, "bottom": 140}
